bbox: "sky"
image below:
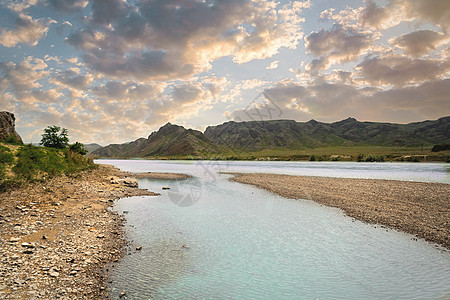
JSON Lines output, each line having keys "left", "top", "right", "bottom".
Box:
{"left": 0, "top": 0, "right": 449, "bottom": 145}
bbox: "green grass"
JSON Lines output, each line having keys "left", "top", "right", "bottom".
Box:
{"left": 0, "top": 143, "right": 96, "bottom": 191}
{"left": 138, "top": 145, "right": 450, "bottom": 162}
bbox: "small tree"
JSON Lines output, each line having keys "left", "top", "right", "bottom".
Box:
{"left": 40, "top": 126, "right": 69, "bottom": 149}
{"left": 69, "top": 142, "right": 87, "bottom": 155}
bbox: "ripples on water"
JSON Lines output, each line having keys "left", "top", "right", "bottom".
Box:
{"left": 98, "top": 160, "right": 450, "bottom": 299}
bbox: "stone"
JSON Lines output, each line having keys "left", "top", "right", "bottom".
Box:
{"left": 49, "top": 271, "right": 59, "bottom": 278}
{"left": 0, "top": 111, "right": 23, "bottom": 143}
{"left": 120, "top": 291, "right": 126, "bottom": 298}
{"left": 21, "top": 242, "right": 35, "bottom": 248}
{"left": 136, "top": 246, "right": 142, "bottom": 251}
{"left": 162, "top": 186, "right": 170, "bottom": 190}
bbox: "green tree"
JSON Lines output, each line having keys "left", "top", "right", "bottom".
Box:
{"left": 40, "top": 126, "right": 69, "bottom": 149}
{"left": 69, "top": 142, "right": 87, "bottom": 155}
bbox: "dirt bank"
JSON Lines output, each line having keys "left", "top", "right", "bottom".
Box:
{"left": 227, "top": 173, "right": 450, "bottom": 250}
{"left": 0, "top": 165, "right": 157, "bottom": 299}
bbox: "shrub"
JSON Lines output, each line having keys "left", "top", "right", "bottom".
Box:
{"left": 431, "top": 144, "right": 450, "bottom": 152}
{"left": 309, "top": 155, "right": 316, "bottom": 161}
{"left": 357, "top": 154, "right": 364, "bottom": 162}
{"left": 69, "top": 142, "right": 87, "bottom": 155}
{"left": 3, "top": 135, "right": 23, "bottom": 145}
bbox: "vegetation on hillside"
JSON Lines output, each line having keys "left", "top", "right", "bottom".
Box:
{"left": 0, "top": 126, "right": 95, "bottom": 191}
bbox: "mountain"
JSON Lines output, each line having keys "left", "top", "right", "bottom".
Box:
{"left": 204, "top": 116, "right": 450, "bottom": 151}
{"left": 91, "top": 123, "right": 227, "bottom": 157}
{"left": 92, "top": 116, "right": 450, "bottom": 158}
{"left": 83, "top": 143, "right": 102, "bottom": 154}
{"left": 0, "top": 111, "right": 23, "bottom": 143}
{"left": 204, "top": 119, "right": 348, "bottom": 151}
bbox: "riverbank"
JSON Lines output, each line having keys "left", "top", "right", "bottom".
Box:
{"left": 0, "top": 165, "right": 157, "bottom": 299}
{"left": 227, "top": 173, "right": 450, "bottom": 250}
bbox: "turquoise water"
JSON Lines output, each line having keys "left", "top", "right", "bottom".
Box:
{"left": 97, "top": 160, "right": 450, "bottom": 299}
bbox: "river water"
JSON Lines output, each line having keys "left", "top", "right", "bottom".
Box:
{"left": 97, "top": 160, "right": 450, "bottom": 299}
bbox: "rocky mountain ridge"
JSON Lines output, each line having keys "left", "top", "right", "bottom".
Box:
{"left": 92, "top": 116, "right": 450, "bottom": 158}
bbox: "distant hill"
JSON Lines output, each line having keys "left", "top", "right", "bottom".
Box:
{"left": 92, "top": 117, "right": 450, "bottom": 158}
{"left": 204, "top": 116, "right": 450, "bottom": 151}
{"left": 92, "top": 123, "right": 228, "bottom": 157}
{"left": 84, "top": 143, "right": 102, "bottom": 154}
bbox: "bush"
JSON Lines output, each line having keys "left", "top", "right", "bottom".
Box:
{"left": 309, "top": 155, "right": 316, "bottom": 161}
{"left": 69, "top": 142, "right": 87, "bottom": 155}
{"left": 357, "top": 154, "right": 364, "bottom": 162}
{"left": 3, "top": 135, "right": 23, "bottom": 145}
{"left": 363, "top": 154, "right": 385, "bottom": 162}
{"left": 13, "top": 145, "right": 65, "bottom": 180}
{"left": 431, "top": 144, "right": 450, "bottom": 152}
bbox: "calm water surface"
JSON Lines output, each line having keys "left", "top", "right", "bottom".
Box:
{"left": 97, "top": 160, "right": 450, "bottom": 299}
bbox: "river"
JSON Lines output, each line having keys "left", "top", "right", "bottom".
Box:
{"left": 96, "top": 160, "right": 450, "bottom": 299}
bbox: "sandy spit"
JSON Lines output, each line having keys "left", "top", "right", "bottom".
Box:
{"left": 127, "top": 172, "right": 191, "bottom": 179}
{"left": 0, "top": 165, "right": 157, "bottom": 299}
{"left": 227, "top": 173, "right": 450, "bottom": 250}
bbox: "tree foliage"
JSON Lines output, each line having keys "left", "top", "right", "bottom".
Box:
{"left": 69, "top": 142, "right": 87, "bottom": 155}
{"left": 40, "top": 126, "right": 69, "bottom": 149}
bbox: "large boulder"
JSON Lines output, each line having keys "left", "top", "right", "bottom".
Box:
{"left": 0, "top": 111, "right": 23, "bottom": 143}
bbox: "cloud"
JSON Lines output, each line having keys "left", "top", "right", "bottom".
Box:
{"left": 67, "top": 0, "right": 308, "bottom": 81}
{"left": 266, "top": 60, "right": 279, "bottom": 70}
{"left": 393, "top": 0, "right": 450, "bottom": 32}
{"left": 229, "top": 78, "right": 450, "bottom": 124}
{"left": 360, "top": 0, "right": 403, "bottom": 30}
{"left": 390, "top": 30, "right": 448, "bottom": 57}
{"left": 305, "top": 24, "right": 375, "bottom": 70}
{"left": 355, "top": 55, "right": 450, "bottom": 87}
{"left": 47, "top": 0, "right": 88, "bottom": 13}
{"left": 0, "top": 13, "right": 55, "bottom": 47}
{"left": 51, "top": 70, "right": 94, "bottom": 90}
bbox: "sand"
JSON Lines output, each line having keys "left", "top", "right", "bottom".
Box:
{"left": 227, "top": 173, "right": 450, "bottom": 250}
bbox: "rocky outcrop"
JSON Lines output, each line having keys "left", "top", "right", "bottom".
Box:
{"left": 0, "top": 111, "right": 23, "bottom": 143}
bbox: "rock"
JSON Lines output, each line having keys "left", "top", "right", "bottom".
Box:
{"left": 23, "top": 250, "right": 33, "bottom": 254}
{"left": 21, "top": 242, "right": 35, "bottom": 248}
{"left": 0, "top": 111, "right": 23, "bottom": 143}
{"left": 162, "top": 186, "right": 170, "bottom": 190}
{"left": 136, "top": 246, "right": 142, "bottom": 251}
{"left": 123, "top": 178, "right": 138, "bottom": 188}
{"left": 120, "top": 291, "right": 126, "bottom": 298}
{"left": 49, "top": 271, "right": 59, "bottom": 278}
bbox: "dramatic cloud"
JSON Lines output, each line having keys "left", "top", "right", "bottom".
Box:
{"left": 391, "top": 30, "right": 448, "bottom": 57}
{"left": 1, "top": 0, "right": 449, "bottom": 144}
{"left": 0, "top": 13, "right": 54, "bottom": 47}
{"left": 305, "top": 25, "right": 375, "bottom": 72}
{"left": 355, "top": 55, "right": 450, "bottom": 87}
{"left": 47, "top": 0, "right": 88, "bottom": 13}
{"left": 67, "top": 0, "right": 308, "bottom": 80}
{"left": 394, "top": 0, "right": 450, "bottom": 32}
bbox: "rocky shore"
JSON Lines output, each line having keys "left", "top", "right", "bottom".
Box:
{"left": 228, "top": 173, "right": 450, "bottom": 250}
{"left": 0, "top": 165, "right": 157, "bottom": 299}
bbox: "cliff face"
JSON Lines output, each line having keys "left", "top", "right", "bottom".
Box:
{"left": 0, "top": 111, "right": 23, "bottom": 143}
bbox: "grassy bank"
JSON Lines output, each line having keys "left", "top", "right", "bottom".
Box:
{"left": 0, "top": 143, "right": 96, "bottom": 191}
{"left": 101, "top": 145, "right": 450, "bottom": 162}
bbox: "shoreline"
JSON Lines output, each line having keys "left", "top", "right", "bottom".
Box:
{"left": 227, "top": 173, "right": 450, "bottom": 250}
{"left": 0, "top": 165, "right": 158, "bottom": 299}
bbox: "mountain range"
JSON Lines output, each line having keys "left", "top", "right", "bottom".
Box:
{"left": 91, "top": 116, "right": 450, "bottom": 158}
